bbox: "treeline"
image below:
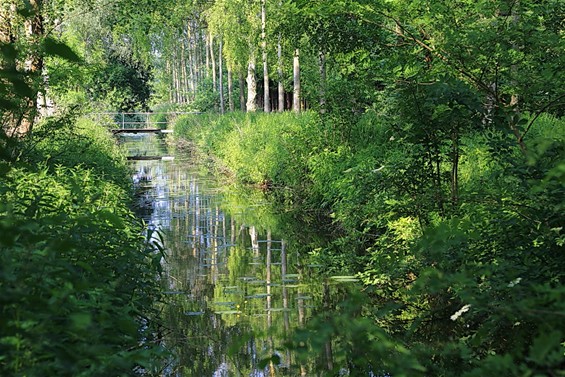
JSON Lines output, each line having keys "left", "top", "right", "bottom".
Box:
{"left": 148, "top": 0, "right": 563, "bottom": 123}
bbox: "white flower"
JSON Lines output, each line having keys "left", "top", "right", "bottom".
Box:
{"left": 450, "top": 304, "right": 471, "bottom": 321}
{"left": 507, "top": 277, "right": 522, "bottom": 288}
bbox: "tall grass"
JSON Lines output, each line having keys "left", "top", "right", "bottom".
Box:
{"left": 174, "top": 111, "right": 323, "bottom": 188}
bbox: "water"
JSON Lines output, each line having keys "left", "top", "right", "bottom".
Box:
{"left": 122, "top": 133, "right": 361, "bottom": 376}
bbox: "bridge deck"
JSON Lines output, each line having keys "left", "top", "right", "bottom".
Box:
{"left": 112, "top": 128, "right": 163, "bottom": 134}
{"left": 127, "top": 156, "right": 175, "bottom": 161}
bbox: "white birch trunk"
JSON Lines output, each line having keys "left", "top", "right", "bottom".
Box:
{"left": 171, "top": 53, "right": 178, "bottom": 103}
{"left": 181, "top": 42, "right": 188, "bottom": 103}
{"left": 210, "top": 33, "right": 217, "bottom": 92}
{"left": 277, "top": 34, "right": 284, "bottom": 112}
{"left": 261, "top": 0, "right": 270, "bottom": 112}
{"left": 319, "top": 49, "right": 326, "bottom": 113}
{"left": 227, "top": 64, "right": 234, "bottom": 111}
{"left": 219, "top": 39, "right": 225, "bottom": 114}
{"left": 246, "top": 53, "right": 257, "bottom": 112}
{"left": 188, "top": 49, "right": 195, "bottom": 98}
{"left": 293, "top": 48, "right": 300, "bottom": 113}
{"left": 187, "top": 20, "right": 195, "bottom": 99}
{"left": 205, "top": 31, "right": 210, "bottom": 78}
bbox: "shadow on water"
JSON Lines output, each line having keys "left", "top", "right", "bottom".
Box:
{"left": 122, "top": 133, "right": 377, "bottom": 377}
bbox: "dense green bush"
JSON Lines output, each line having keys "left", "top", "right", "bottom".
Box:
{"left": 0, "top": 116, "right": 164, "bottom": 376}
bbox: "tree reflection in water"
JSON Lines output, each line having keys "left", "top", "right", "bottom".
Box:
{"left": 127, "top": 134, "right": 363, "bottom": 376}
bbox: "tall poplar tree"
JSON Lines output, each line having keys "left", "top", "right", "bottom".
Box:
{"left": 261, "top": 0, "right": 270, "bottom": 112}
{"left": 292, "top": 48, "right": 300, "bottom": 112}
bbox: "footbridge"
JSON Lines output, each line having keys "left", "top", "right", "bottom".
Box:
{"left": 91, "top": 112, "right": 201, "bottom": 161}
{"left": 92, "top": 112, "right": 201, "bottom": 134}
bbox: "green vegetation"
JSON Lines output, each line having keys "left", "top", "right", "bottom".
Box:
{"left": 165, "top": 2, "right": 565, "bottom": 373}
{"left": 1, "top": 2, "right": 167, "bottom": 375}
{"left": 1, "top": 0, "right": 564, "bottom": 375}
{"left": 0, "top": 116, "right": 164, "bottom": 375}
{"left": 173, "top": 108, "right": 564, "bottom": 375}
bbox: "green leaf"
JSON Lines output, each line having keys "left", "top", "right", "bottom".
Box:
{"left": 12, "top": 78, "right": 34, "bottom": 98}
{"left": 70, "top": 313, "right": 92, "bottom": 329}
{"left": 258, "top": 354, "right": 281, "bottom": 369}
{"left": 528, "top": 330, "right": 562, "bottom": 365}
{"left": 43, "top": 37, "right": 81, "bottom": 63}
{"left": 0, "top": 43, "right": 17, "bottom": 60}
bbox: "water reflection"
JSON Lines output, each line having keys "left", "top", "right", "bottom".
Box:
{"left": 123, "top": 134, "right": 360, "bottom": 376}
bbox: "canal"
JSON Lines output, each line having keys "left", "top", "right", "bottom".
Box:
{"left": 121, "top": 133, "right": 363, "bottom": 376}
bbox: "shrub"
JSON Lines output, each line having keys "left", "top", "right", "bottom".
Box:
{"left": 0, "top": 116, "right": 164, "bottom": 376}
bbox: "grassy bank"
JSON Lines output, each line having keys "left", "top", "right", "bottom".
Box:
{"left": 173, "top": 110, "right": 565, "bottom": 375}
{"left": 0, "top": 116, "right": 163, "bottom": 376}
{"left": 174, "top": 111, "right": 322, "bottom": 188}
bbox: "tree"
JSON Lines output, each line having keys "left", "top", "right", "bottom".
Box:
{"left": 261, "top": 0, "right": 270, "bottom": 112}
{"left": 246, "top": 51, "right": 257, "bottom": 112}
{"left": 292, "top": 48, "right": 300, "bottom": 112}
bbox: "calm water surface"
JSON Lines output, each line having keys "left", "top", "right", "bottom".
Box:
{"left": 122, "top": 133, "right": 359, "bottom": 376}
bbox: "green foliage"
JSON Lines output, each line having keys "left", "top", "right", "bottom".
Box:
{"left": 167, "top": 1, "right": 565, "bottom": 373}
{"left": 292, "top": 287, "right": 427, "bottom": 377}
{"left": 173, "top": 105, "right": 565, "bottom": 375}
{"left": 0, "top": 117, "right": 164, "bottom": 376}
{"left": 189, "top": 78, "right": 221, "bottom": 113}
{"left": 86, "top": 57, "right": 152, "bottom": 112}
{"left": 174, "top": 111, "right": 323, "bottom": 189}
{"left": 15, "top": 0, "right": 559, "bottom": 373}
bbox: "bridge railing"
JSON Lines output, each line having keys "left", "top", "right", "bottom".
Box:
{"left": 91, "top": 112, "right": 202, "bottom": 130}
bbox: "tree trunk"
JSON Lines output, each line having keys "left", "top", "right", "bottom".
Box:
{"left": 180, "top": 42, "right": 188, "bottom": 103}
{"left": 277, "top": 34, "right": 284, "bottom": 112}
{"left": 508, "top": 2, "right": 527, "bottom": 154}
{"left": 18, "top": 0, "right": 44, "bottom": 136}
{"left": 188, "top": 48, "right": 195, "bottom": 99}
{"left": 239, "top": 71, "right": 246, "bottom": 111}
{"left": 219, "top": 39, "right": 225, "bottom": 114}
{"left": 210, "top": 33, "right": 216, "bottom": 92}
{"left": 246, "top": 53, "right": 257, "bottom": 112}
{"left": 186, "top": 20, "right": 195, "bottom": 99}
{"left": 261, "top": 0, "right": 270, "bottom": 112}
{"left": 450, "top": 129, "right": 459, "bottom": 206}
{"left": 166, "top": 61, "right": 173, "bottom": 103}
{"left": 205, "top": 30, "right": 210, "bottom": 78}
{"left": 190, "top": 22, "right": 198, "bottom": 93}
{"left": 319, "top": 49, "right": 327, "bottom": 113}
{"left": 171, "top": 51, "right": 179, "bottom": 103}
{"left": 227, "top": 64, "right": 234, "bottom": 111}
{"left": 293, "top": 48, "right": 300, "bottom": 113}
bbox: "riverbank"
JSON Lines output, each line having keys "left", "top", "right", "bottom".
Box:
{"left": 172, "top": 110, "right": 565, "bottom": 375}
{"left": 0, "top": 116, "right": 164, "bottom": 376}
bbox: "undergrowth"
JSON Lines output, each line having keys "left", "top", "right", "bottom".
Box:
{"left": 172, "top": 108, "right": 565, "bottom": 376}
{"left": 0, "top": 115, "right": 164, "bottom": 376}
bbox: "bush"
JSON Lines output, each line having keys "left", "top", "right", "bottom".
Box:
{"left": 0, "top": 116, "right": 164, "bottom": 376}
